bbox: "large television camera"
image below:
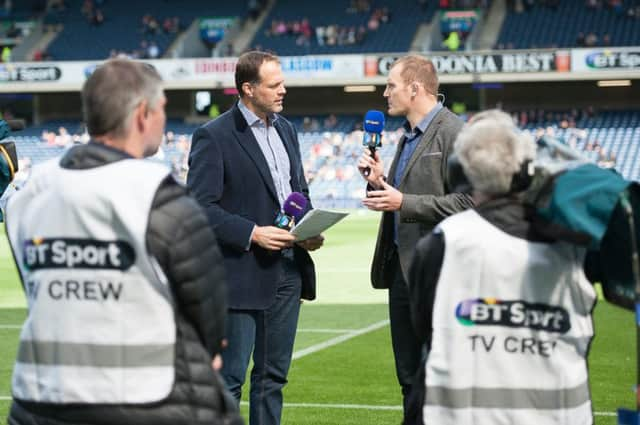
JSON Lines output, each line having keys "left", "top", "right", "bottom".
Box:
{"left": 0, "top": 120, "right": 21, "bottom": 222}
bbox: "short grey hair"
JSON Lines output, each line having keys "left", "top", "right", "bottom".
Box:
{"left": 82, "top": 59, "right": 163, "bottom": 139}
{"left": 454, "top": 109, "right": 536, "bottom": 196}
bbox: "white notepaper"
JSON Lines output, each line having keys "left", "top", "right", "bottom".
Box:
{"left": 291, "top": 209, "right": 349, "bottom": 241}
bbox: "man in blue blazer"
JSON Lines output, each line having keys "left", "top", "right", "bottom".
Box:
{"left": 187, "top": 51, "right": 323, "bottom": 425}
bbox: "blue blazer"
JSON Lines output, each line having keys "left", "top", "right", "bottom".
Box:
{"left": 187, "top": 103, "right": 316, "bottom": 310}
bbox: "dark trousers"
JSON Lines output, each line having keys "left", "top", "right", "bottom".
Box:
{"left": 388, "top": 253, "right": 425, "bottom": 418}
{"left": 221, "top": 255, "right": 302, "bottom": 425}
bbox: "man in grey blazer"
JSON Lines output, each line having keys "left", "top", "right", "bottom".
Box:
{"left": 358, "top": 54, "right": 474, "bottom": 418}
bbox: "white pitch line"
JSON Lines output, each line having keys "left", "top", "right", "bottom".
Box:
{"left": 239, "top": 401, "right": 401, "bottom": 410}
{"left": 1, "top": 325, "right": 359, "bottom": 333}
{"left": 0, "top": 318, "right": 625, "bottom": 420}
{"left": 238, "top": 401, "right": 617, "bottom": 416}
{"left": 292, "top": 319, "right": 389, "bottom": 360}
{"left": 0, "top": 395, "right": 623, "bottom": 416}
{"left": 297, "top": 328, "right": 357, "bottom": 333}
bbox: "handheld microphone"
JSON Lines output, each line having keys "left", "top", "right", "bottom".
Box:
{"left": 362, "top": 110, "right": 385, "bottom": 177}
{"left": 274, "top": 192, "right": 308, "bottom": 230}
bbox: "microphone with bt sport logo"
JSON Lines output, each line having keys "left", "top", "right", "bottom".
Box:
{"left": 362, "top": 110, "right": 385, "bottom": 177}
{"left": 273, "top": 192, "right": 308, "bottom": 230}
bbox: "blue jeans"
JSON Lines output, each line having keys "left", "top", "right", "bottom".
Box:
{"left": 221, "top": 255, "right": 302, "bottom": 425}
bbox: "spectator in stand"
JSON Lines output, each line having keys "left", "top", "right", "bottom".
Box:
{"left": 325, "top": 25, "right": 337, "bottom": 45}
{"left": 346, "top": 26, "right": 356, "bottom": 44}
{"left": 248, "top": 0, "right": 260, "bottom": 20}
{"left": 300, "top": 19, "right": 312, "bottom": 39}
{"left": 585, "top": 32, "right": 598, "bottom": 46}
{"left": 47, "top": 0, "right": 65, "bottom": 12}
{"left": 586, "top": 0, "right": 599, "bottom": 9}
{"left": 92, "top": 8, "right": 104, "bottom": 25}
{"left": 147, "top": 41, "right": 160, "bottom": 59}
{"left": 356, "top": 25, "right": 366, "bottom": 44}
{"left": 324, "top": 114, "right": 338, "bottom": 129}
{"left": 610, "top": 0, "right": 623, "bottom": 14}
{"left": 162, "top": 17, "right": 173, "bottom": 33}
{"left": 164, "top": 130, "right": 175, "bottom": 146}
{"left": 81, "top": 0, "right": 92, "bottom": 20}
{"left": 380, "top": 7, "right": 390, "bottom": 23}
{"left": 42, "top": 130, "right": 56, "bottom": 146}
{"left": 141, "top": 14, "right": 159, "bottom": 35}
{"left": 367, "top": 14, "right": 380, "bottom": 31}
{"left": 627, "top": 5, "right": 640, "bottom": 18}
{"left": 1, "top": 46, "right": 11, "bottom": 63}
{"left": 315, "top": 25, "right": 325, "bottom": 45}
{"left": 55, "top": 126, "right": 72, "bottom": 147}
{"left": 576, "top": 31, "right": 586, "bottom": 46}
{"left": 442, "top": 31, "right": 460, "bottom": 51}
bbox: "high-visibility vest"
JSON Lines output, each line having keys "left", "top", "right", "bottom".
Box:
{"left": 424, "top": 209, "right": 595, "bottom": 425}
{"left": 6, "top": 157, "right": 177, "bottom": 404}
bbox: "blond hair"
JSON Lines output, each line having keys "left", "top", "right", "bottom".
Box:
{"left": 392, "top": 55, "right": 439, "bottom": 97}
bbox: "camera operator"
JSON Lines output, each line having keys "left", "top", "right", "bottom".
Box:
{"left": 407, "top": 109, "right": 597, "bottom": 425}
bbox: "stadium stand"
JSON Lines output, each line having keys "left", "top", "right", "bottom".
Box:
{"left": 43, "top": 0, "right": 250, "bottom": 60}
{"left": 496, "top": 0, "right": 640, "bottom": 49}
{"left": 4, "top": 1, "right": 638, "bottom": 61}
{"left": 9, "top": 110, "right": 640, "bottom": 209}
{"left": 0, "top": 1, "right": 43, "bottom": 21}
{"left": 248, "top": 0, "right": 438, "bottom": 55}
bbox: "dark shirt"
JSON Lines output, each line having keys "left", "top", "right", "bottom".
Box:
{"left": 393, "top": 103, "right": 443, "bottom": 245}
{"left": 393, "top": 103, "right": 443, "bottom": 188}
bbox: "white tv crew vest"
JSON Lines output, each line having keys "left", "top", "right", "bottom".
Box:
{"left": 424, "top": 209, "right": 595, "bottom": 425}
{"left": 6, "top": 157, "right": 176, "bottom": 404}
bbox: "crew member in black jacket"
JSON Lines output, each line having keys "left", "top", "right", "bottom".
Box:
{"left": 406, "top": 110, "right": 598, "bottom": 425}
{"left": 6, "top": 59, "right": 241, "bottom": 425}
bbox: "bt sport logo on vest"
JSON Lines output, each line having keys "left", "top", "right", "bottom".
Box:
{"left": 455, "top": 298, "right": 571, "bottom": 333}
{"left": 23, "top": 237, "right": 136, "bottom": 271}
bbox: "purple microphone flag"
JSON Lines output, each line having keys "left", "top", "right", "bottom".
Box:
{"left": 283, "top": 192, "right": 307, "bottom": 221}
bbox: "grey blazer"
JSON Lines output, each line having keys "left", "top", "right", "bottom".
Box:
{"left": 370, "top": 107, "right": 474, "bottom": 289}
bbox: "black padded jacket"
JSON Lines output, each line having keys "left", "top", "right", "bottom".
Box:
{"left": 8, "top": 142, "right": 243, "bottom": 425}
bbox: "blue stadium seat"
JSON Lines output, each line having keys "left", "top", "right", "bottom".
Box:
{"left": 46, "top": 0, "right": 249, "bottom": 60}
{"left": 11, "top": 111, "right": 640, "bottom": 207}
{"left": 497, "top": 0, "right": 640, "bottom": 49}
{"left": 250, "top": 0, "right": 437, "bottom": 55}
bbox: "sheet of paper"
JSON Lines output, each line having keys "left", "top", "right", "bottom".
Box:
{"left": 291, "top": 208, "right": 349, "bottom": 241}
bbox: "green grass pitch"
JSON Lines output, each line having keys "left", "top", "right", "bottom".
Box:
{"left": 0, "top": 212, "right": 635, "bottom": 424}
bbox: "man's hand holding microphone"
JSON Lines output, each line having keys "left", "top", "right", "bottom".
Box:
{"left": 251, "top": 192, "right": 324, "bottom": 252}
{"left": 357, "top": 110, "right": 403, "bottom": 212}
